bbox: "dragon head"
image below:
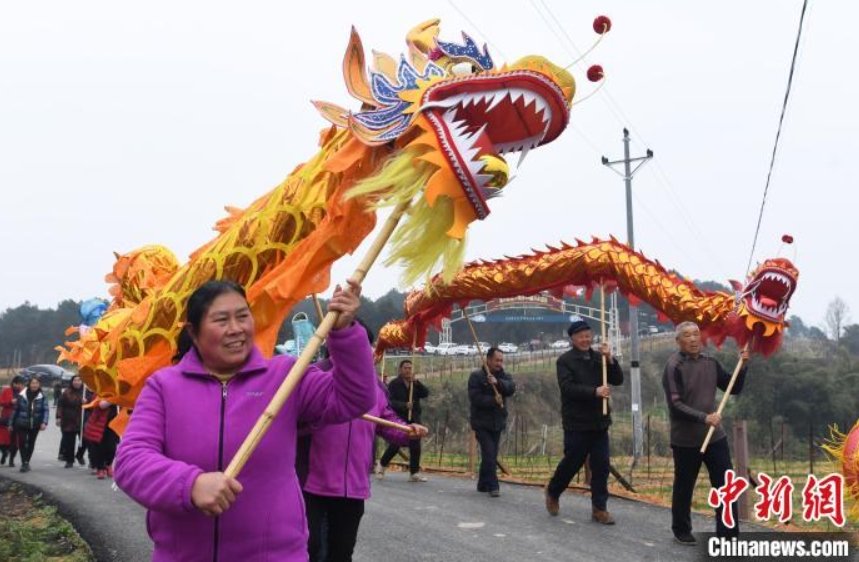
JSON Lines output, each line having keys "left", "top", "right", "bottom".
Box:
{"left": 723, "top": 257, "right": 798, "bottom": 355}
{"left": 315, "top": 19, "right": 577, "bottom": 240}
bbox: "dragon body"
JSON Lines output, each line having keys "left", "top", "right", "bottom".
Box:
{"left": 59, "top": 19, "right": 579, "bottom": 410}
{"left": 376, "top": 237, "right": 798, "bottom": 358}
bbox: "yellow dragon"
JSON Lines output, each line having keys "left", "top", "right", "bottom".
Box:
{"left": 58, "top": 19, "right": 581, "bottom": 414}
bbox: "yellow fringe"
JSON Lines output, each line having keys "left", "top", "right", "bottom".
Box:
{"left": 822, "top": 421, "right": 859, "bottom": 523}
{"left": 347, "top": 148, "right": 467, "bottom": 285}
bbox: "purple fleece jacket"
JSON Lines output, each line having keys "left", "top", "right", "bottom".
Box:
{"left": 301, "top": 380, "right": 409, "bottom": 500}
{"left": 114, "top": 323, "right": 375, "bottom": 562}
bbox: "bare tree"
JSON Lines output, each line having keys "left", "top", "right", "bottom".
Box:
{"left": 823, "top": 297, "right": 851, "bottom": 343}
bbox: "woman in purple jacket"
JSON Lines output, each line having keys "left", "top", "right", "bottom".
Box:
{"left": 114, "top": 279, "right": 376, "bottom": 562}
{"left": 300, "top": 321, "right": 428, "bottom": 562}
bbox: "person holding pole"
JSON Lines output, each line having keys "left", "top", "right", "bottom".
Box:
{"left": 468, "top": 347, "right": 516, "bottom": 497}
{"left": 544, "top": 317, "right": 623, "bottom": 523}
{"left": 377, "top": 359, "right": 430, "bottom": 482}
{"left": 114, "top": 279, "right": 376, "bottom": 561}
{"left": 299, "top": 320, "right": 428, "bottom": 562}
{"left": 662, "top": 321, "right": 749, "bottom": 545}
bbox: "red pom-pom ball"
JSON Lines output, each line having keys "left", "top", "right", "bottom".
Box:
{"left": 593, "top": 15, "right": 612, "bottom": 34}
{"left": 587, "top": 65, "right": 604, "bottom": 82}
{"left": 781, "top": 234, "right": 794, "bottom": 244}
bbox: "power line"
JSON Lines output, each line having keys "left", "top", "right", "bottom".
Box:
{"left": 445, "top": 0, "right": 507, "bottom": 61}
{"left": 745, "top": 0, "right": 810, "bottom": 276}
{"left": 528, "top": 0, "right": 729, "bottom": 269}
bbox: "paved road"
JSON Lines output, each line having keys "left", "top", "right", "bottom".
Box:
{"left": 2, "top": 424, "right": 735, "bottom": 561}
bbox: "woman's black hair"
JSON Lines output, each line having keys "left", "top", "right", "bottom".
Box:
{"left": 353, "top": 317, "right": 374, "bottom": 345}
{"left": 173, "top": 280, "right": 247, "bottom": 363}
{"left": 11, "top": 375, "right": 25, "bottom": 386}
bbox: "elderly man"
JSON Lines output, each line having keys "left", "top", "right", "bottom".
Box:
{"left": 663, "top": 321, "right": 749, "bottom": 546}
{"left": 545, "top": 318, "right": 623, "bottom": 524}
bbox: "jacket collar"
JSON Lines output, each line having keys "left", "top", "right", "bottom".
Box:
{"left": 19, "top": 389, "right": 43, "bottom": 401}
{"left": 177, "top": 346, "right": 269, "bottom": 378}
{"left": 678, "top": 350, "right": 709, "bottom": 361}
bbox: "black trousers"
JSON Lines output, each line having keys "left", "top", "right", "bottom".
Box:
{"left": 17, "top": 427, "right": 41, "bottom": 464}
{"left": 379, "top": 439, "right": 421, "bottom": 474}
{"left": 304, "top": 491, "right": 365, "bottom": 562}
{"left": 475, "top": 428, "right": 502, "bottom": 492}
{"left": 60, "top": 430, "right": 78, "bottom": 463}
{"left": 671, "top": 437, "right": 739, "bottom": 538}
{"left": 90, "top": 429, "right": 118, "bottom": 469}
{"left": 547, "top": 429, "right": 610, "bottom": 510}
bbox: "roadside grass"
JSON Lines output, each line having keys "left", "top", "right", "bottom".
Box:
{"left": 0, "top": 479, "right": 94, "bottom": 562}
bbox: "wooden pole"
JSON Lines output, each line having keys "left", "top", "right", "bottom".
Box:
{"left": 311, "top": 294, "right": 325, "bottom": 324}
{"left": 699, "top": 345, "right": 749, "bottom": 453}
{"left": 600, "top": 284, "right": 608, "bottom": 416}
{"left": 462, "top": 308, "right": 503, "bottom": 408}
{"left": 224, "top": 200, "right": 410, "bottom": 478}
{"left": 361, "top": 413, "right": 411, "bottom": 433}
{"left": 407, "top": 330, "right": 417, "bottom": 423}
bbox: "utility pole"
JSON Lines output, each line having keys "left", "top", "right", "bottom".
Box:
{"left": 602, "top": 128, "right": 653, "bottom": 474}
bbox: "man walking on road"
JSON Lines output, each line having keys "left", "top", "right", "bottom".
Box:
{"left": 377, "top": 359, "right": 430, "bottom": 482}
{"left": 545, "top": 318, "right": 623, "bottom": 524}
{"left": 468, "top": 347, "right": 516, "bottom": 497}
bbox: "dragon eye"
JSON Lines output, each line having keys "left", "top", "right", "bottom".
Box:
{"left": 450, "top": 61, "right": 475, "bottom": 77}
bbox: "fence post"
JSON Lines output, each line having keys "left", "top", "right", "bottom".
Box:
{"left": 469, "top": 431, "right": 477, "bottom": 477}
{"left": 733, "top": 420, "right": 750, "bottom": 521}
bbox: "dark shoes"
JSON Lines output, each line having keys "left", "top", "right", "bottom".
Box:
{"left": 592, "top": 508, "right": 615, "bottom": 525}
{"left": 488, "top": 489, "right": 500, "bottom": 498}
{"left": 76, "top": 451, "right": 85, "bottom": 466}
{"left": 19, "top": 463, "right": 30, "bottom": 473}
{"left": 545, "top": 489, "right": 560, "bottom": 516}
{"left": 64, "top": 461, "right": 74, "bottom": 468}
{"left": 674, "top": 533, "right": 696, "bottom": 546}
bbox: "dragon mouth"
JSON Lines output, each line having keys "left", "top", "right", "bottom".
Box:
{"left": 420, "top": 71, "right": 570, "bottom": 219}
{"left": 743, "top": 267, "right": 797, "bottom": 322}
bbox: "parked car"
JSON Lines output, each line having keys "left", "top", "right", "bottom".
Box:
{"left": 20, "top": 364, "right": 76, "bottom": 384}
{"left": 421, "top": 343, "right": 438, "bottom": 355}
{"left": 435, "top": 343, "right": 459, "bottom": 356}
{"left": 550, "top": 340, "right": 571, "bottom": 349}
{"left": 452, "top": 345, "right": 471, "bottom": 356}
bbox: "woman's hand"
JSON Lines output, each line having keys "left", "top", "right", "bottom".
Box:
{"left": 329, "top": 279, "right": 362, "bottom": 330}
{"left": 40, "top": 423, "right": 47, "bottom": 431}
{"left": 191, "top": 472, "right": 244, "bottom": 517}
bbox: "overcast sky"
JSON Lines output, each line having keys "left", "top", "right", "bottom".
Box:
{"left": 1, "top": 1, "right": 853, "bottom": 329}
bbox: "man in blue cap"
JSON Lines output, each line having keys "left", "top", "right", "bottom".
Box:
{"left": 544, "top": 317, "right": 624, "bottom": 523}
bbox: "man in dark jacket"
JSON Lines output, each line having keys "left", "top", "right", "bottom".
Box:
{"left": 662, "top": 321, "right": 748, "bottom": 546}
{"left": 378, "top": 359, "right": 430, "bottom": 481}
{"left": 468, "top": 347, "right": 516, "bottom": 497}
{"left": 545, "top": 318, "right": 623, "bottom": 524}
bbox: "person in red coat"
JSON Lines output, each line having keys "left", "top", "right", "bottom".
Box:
{"left": 0, "top": 376, "right": 25, "bottom": 466}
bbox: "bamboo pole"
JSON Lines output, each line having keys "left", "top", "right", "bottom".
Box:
{"left": 462, "top": 308, "right": 503, "bottom": 408}
{"left": 700, "top": 344, "right": 750, "bottom": 453}
{"left": 224, "top": 200, "right": 411, "bottom": 478}
{"left": 600, "top": 284, "right": 608, "bottom": 416}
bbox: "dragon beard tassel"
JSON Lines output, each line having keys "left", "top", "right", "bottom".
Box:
{"left": 346, "top": 147, "right": 466, "bottom": 287}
